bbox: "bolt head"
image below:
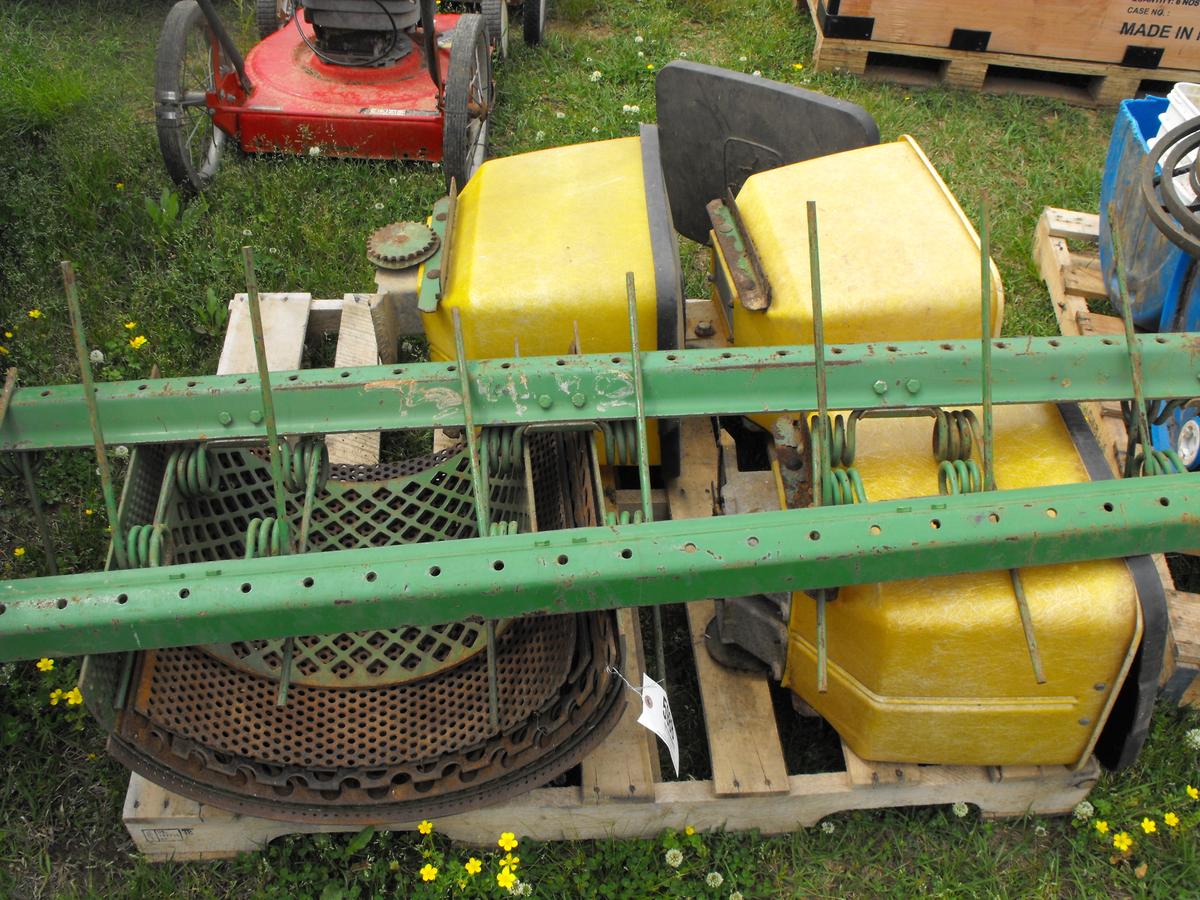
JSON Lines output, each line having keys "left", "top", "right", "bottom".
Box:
{"left": 872, "top": 380, "right": 888, "bottom": 395}
{"left": 694, "top": 320, "right": 715, "bottom": 338}
{"left": 249, "top": 410, "right": 264, "bottom": 425}
{"left": 218, "top": 411, "right": 233, "bottom": 426}
{"left": 571, "top": 392, "right": 586, "bottom": 408}
{"left": 537, "top": 394, "right": 553, "bottom": 409}
{"left": 905, "top": 378, "right": 921, "bottom": 394}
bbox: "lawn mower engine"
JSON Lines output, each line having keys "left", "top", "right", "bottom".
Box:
{"left": 299, "top": 0, "right": 421, "bottom": 66}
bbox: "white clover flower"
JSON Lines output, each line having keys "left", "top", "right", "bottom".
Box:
{"left": 268, "top": 247, "right": 278, "bottom": 254}
{"left": 308, "top": 145, "right": 320, "bottom": 156}
{"left": 634, "top": 34, "right": 644, "bottom": 43}
{"left": 516, "top": 883, "right": 533, "bottom": 897}
{"left": 1186, "top": 727, "right": 1200, "bottom": 750}
{"left": 389, "top": 176, "right": 398, "bottom": 185}
{"left": 535, "top": 130, "right": 545, "bottom": 140}
{"left": 374, "top": 202, "right": 384, "bottom": 210}
{"left": 706, "top": 872, "right": 724, "bottom": 889}
{"left": 113, "top": 445, "right": 130, "bottom": 459}
{"left": 679, "top": 51, "right": 688, "bottom": 57}
{"left": 555, "top": 111, "right": 566, "bottom": 119}
{"left": 738, "top": 55, "right": 747, "bottom": 62}
{"left": 1034, "top": 824, "right": 1047, "bottom": 837}
{"left": 585, "top": 56, "right": 593, "bottom": 63}
{"left": 820, "top": 821, "right": 835, "bottom": 834}
{"left": 952, "top": 801, "right": 969, "bottom": 818}
{"left": 89, "top": 349, "right": 105, "bottom": 365}
{"left": 1073, "top": 800, "right": 1094, "bottom": 821}
{"left": 242, "top": 228, "right": 252, "bottom": 237}
{"left": 591, "top": 126, "right": 599, "bottom": 133}
{"left": 621, "top": 104, "right": 640, "bottom": 114}
{"left": 637, "top": 51, "right": 644, "bottom": 58}
{"left": 730, "top": 893, "right": 744, "bottom": 900}
{"left": 590, "top": 70, "right": 603, "bottom": 82}
{"left": 664, "top": 848, "right": 683, "bottom": 868}
{"left": 752, "top": 70, "right": 762, "bottom": 77}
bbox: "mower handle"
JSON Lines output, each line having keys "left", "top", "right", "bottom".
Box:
{"left": 195, "top": 0, "right": 253, "bottom": 93}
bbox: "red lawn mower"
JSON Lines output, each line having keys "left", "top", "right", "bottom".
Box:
{"left": 153, "top": 0, "right": 541, "bottom": 193}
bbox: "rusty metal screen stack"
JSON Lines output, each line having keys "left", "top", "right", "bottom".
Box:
{"left": 90, "top": 434, "right": 624, "bottom": 823}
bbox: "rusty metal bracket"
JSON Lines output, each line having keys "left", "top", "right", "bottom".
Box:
{"left": 707, "top": 191, "right": 771, "bottom": 311}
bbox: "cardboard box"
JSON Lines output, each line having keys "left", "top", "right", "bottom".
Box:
{"left": 816, "top": 0, "right": 1200, "bottom": 70}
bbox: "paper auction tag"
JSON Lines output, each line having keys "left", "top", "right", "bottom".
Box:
{"left": 636, "top": 673, "right": 679, "bottom": 776}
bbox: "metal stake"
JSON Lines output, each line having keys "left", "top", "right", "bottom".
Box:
{"left": 980, "top": 203, "right": 996, "bottom": 492}
{"left": 806, "top": 202, "right": 831, "bottom": 693}
{"left": 62, "top": 261, "right": 128, "bottom": 570}
{"left": 1109, "top": 219, "right": 1156, "bottom": 470}
{"left": 242, "top": 248, "right": 289, "bottom": 534}
{"left": 626, "top": 273, "right": 666, "bottom": 688}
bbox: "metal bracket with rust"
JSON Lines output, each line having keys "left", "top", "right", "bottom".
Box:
{"left": 707, "top": 191, "right": 771, "bottom": 311}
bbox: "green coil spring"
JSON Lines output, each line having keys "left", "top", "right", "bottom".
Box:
{"left": 281, "top": 439, "right": 329, "bottom": 493}
{"left": 244, "top": 516, "right": 290, "bottom": 560}
{"left": 487, "top": 520, "right": 519, "bottom": 536}
{"left": 599, "top": 421, "right": 639, "bottom": 466}
{"left": 932, "top": 409, "right": 982, "bottom": 495}
{"left": 481, "top": 426, "right": 526, "bottom": 477}
{"left": 0, "top": 450, "right": 44, "bottom": 479}
{"left": 807, "top": 413, "right": 867, "bottom": 505}
{"left": 604, "top": 510, "right": 645, "bottom": 525}
{"left": 168, "top": 444, "right": 220, "bottom": 497}
{"left": 1135, "top": 447, "right": 1187, "bottom": 476}
{"left": 1122, "top": 400, "right": 1192, "bottom": 478}
{"left": 124, "top": 523, "right": 169, "bottom": 568}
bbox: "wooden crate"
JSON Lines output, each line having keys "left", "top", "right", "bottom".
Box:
{"left": 804, "top": 1, "right": 1200, "bottom": 107}
{"left": 123, "top": 296, "right": 1102, "bottom": 861}
{"left": 1033, "top": 206, "right": 1200, "bottom": 707}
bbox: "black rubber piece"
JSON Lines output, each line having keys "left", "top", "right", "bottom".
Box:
{"left": 442, "top": 14, "right": 491, "bottom": 190}
{"left": 522, "top": 0, "right": 545, "bottom": 46}
{"left": 1058, "top": 401, "right": 1169, "bottom": 771}
{"left": 703, "top": 615, "right": 770, "bottom": 674}
{"left": 481, "top": 0, "right": 507, "bottom": 58}
{"left": 654, "top": 60, "right": 880, "bottom": 244}
{"left": 155, "top": 0, "right": 226, "bottom": 194}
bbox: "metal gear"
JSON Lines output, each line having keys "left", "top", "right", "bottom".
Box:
{"left": 367, "top": 221, "right": 440, "bottom": 269}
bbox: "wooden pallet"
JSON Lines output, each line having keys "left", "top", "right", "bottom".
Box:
{"left": 124, "top": 296, "right": 1102, "bottom": 861}
{"left": 803, "top": 1, "right": 1197, "bottom": 107}
{"left": 1033, "top": 206, "right": 1200, "bottom": 707}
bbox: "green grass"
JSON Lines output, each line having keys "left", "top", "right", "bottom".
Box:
{"left": 2, "top": 0, "right": 1199, "bottom": 896}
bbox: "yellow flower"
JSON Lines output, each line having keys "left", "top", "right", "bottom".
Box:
{"left": 496, "top": 868, "right": 516, "bottom": 890}
{"left": 85, "top": 508, "right": 93, "bottom": 516}
{"left": 498, "top": 831, "right": 518, "bottom": 852}
{"left": 1142, "top": 817, "right": 1157, "bottom": 834}
{"left": 1165, "top": 811, "right": 1180, "bottom": 828}
{"left": 13, "top": 547, "right": 25, "bottom": 558}
{"left": 685, "top": 825, "right": 695, "bottom": 836}
{"left": 418, "top": 819, "right": 433, "bottom": 835}
{"left": 1188, "top": 785, "right": 1199, "bottom": 801}
{"left": 86, "top": 752, "right": 97, "bottom": 760}
{"left": 0, "top": 347, "right": 8, "bottom": 355}
{"left": 500, "top": 853, "right": 519, "bottom": 870}
{"left": 1095, "top": 820, "right": 1109, "bottom": 835}
{"left": 419, "top": 863, "right": 438, "bottom": 882}
{"left": 3, "top": 331, "right": 11, "bottom": 338}
{"left": 27, "top": 309, "right": 41, "bottom": 319}
{"left": 792, "top": 62, "right": 804, "bottom": 70}
{"left": 646, "top": 63, "right": 655, "bottom": 70}
{"left": 49, "top": 689, "right": 63, "bottom": 706}
{"left": 388, "top": 860, "right": 399, "bottom": 871}
{"left": 124, "top": 321, "right": 136, "bottom": 330}
{"left": 65, "top": 687, "right": 83, "bottom": 705}
{"left": 116, "top": 182, "right": 125, "bottom": 191}
{"left": 1113, "top": 831, "right": 1133, "bottom": 852}
{"left": 36, "top": 658, "right": 54, "bottom": 672}
{"left": 129, "top": 335, "right": 148, "bottom": 350}
{"left": 465, "top": 857, "right": 482, "bottom": 875}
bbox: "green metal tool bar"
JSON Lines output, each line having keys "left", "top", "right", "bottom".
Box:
{"left": 0, "top": 474, "right": 1196, "bottom": 661}
{"left": 4, "top": 336, "right": 1200, "bottom": 452}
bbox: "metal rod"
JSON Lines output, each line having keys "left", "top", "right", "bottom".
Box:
{"left": 193, "top": 0, "right": 252, "bottom": 92}
{"left": 451, "top": 308, "right": 490, "bottom": 535}
{"left": 1109, "top": 218, "right": 1156, "bottom": 468}
{"left": 980, "top": 203, "right": 996, "bottom": 492}
{"left": 297, "top": 447, "right": 323, "bottom": 552}
{"left": 1009, "top": 569, "right": 1047, "bottom": 684}
{"left": 0, "top": 368, "right": 17, "bottom": 428}
{"left": 806, "top": 201, "right": 830, "bottom": 693}
{"left": 626, "top": 273, "right": 666, "bottom": 687}
{"left": 275, "top": 635, "right": 294, "bottom": 708}
{"left": 62, "top": 261, "right": 128, "bottom": 570}
{"left": 19, "top": 453, "right": 57, "bottom": 576}
{"left": 242, "top": 247, "right": 289, "bottom": 532}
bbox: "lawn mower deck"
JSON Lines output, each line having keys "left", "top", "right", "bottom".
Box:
{"left": 222, "top": 13, "right": 457, "bottom": 162}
